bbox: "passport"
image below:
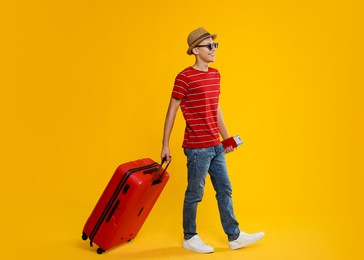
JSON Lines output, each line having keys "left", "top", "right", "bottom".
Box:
{"left": 222, "top": 135, "right": 243, "bottom": 149}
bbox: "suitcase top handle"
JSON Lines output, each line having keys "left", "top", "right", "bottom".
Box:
{"left": 152, "top": 156, "right": 171, "bottom": 185}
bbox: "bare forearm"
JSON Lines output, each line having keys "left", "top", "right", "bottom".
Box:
{"left": 218, "top": 107, "right": 229, "bottom": 140}
{"left": 161, "top": 98, "right": 181, "bottom": 160}
{"left": 162, "top": 98, "right": 180, "bottom": 145}
{"left": 162, "top": 112, "right": 175, "bottom": 147}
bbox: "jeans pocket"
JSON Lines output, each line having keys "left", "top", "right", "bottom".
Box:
{"left": 184, "top": 148, "right": 196, "bottom": 162}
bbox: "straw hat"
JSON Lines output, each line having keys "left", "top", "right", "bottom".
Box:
{"left": 187, "top": 27, "right": 217, "bottom": 55}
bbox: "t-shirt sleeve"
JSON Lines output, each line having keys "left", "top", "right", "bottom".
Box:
{"left": 172, "top": 72, "right": 188, "bottom": 100}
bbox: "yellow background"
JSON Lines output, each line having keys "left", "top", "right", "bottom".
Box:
{"left": 1, "top": 0, "right": 363, "bottom": 259}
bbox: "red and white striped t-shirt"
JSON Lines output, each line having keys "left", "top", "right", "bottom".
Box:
{"left": 172, "top": 66, "right": 221, "bottom": 149}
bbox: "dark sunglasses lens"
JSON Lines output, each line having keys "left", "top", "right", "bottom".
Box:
{"left": 208, "top": 43, "right": 219, "bottom": 50}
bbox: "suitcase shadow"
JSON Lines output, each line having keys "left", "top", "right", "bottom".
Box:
{"left": 76, "top": 239, "right": 247, "bottom": 258}
{"left": 76, "top": 239, "right": 184, "bottom": 257}
{"left": 118, "top": 246, "right": 240, "bottom": 258}
{"left": 118, "top": 246, "right": 187, "bottom": 259}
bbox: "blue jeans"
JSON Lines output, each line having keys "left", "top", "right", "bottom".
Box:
{"left": 183, "top": 144, "right": 240, "bottom": 241}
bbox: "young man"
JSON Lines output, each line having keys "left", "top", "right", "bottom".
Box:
{"left": 161, "top": 27, "right": 264, "bottom": 253}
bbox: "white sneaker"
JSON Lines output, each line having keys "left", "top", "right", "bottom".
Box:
{"left": 183, "top": 235, "right": 214, "bottom": 253}
{"left": 229, "top": 231, "right": 265, "bottom": 250}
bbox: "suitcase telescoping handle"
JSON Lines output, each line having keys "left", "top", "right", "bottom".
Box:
{"left": 151, "top": 156, "right": 171, "bottom": 185}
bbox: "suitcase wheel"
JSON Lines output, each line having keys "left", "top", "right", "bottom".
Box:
{"left": 82, "top": 232, "right": 88, "bottom": 241}
{"left": 97, "top": 248, "right": 105, "bottom": 254}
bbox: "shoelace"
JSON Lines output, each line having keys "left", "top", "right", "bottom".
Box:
{"left": 194, "top": 237, "right": 208, "bottom": 246}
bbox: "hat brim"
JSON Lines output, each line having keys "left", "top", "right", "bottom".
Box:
{"left": 187, "top": 34, "right": 217, "bottom": 55}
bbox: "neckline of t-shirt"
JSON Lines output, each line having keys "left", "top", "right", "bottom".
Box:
{"left": 190, "top": 66, "right": 210, "bottom": 73}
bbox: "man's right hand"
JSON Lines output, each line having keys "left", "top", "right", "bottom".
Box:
{"left": 161, "top": 146, "right": 171, "bottom": 162}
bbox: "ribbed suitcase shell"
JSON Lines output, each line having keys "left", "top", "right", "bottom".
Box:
{"left": 82, "top": 158, "right": 170, "bottom": 254}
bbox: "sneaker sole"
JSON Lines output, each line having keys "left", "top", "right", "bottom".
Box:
{"left": 183, "top": 243, "right": 214, "bottom": 254}
{"left": 229, "top": 236, "right": 264, "bottom": 250}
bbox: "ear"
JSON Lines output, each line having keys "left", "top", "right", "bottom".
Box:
{"left": 192, "top": 47, "right": 199, "bottom": 55}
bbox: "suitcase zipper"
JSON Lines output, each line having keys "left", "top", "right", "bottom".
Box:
{"left": 89, "top": 162, "right": 159, "bottom": 246}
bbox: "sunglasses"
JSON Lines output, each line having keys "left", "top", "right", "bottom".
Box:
{"left": 196, "top": 42, "right": 219, "bottom": 50}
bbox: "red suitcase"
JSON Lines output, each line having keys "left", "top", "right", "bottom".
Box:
{"left": 82, "top": 157, "right": 170, "bottom": 254}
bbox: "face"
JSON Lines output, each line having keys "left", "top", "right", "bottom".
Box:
{"left": 193, "top": 37, "right": 217, "bottom": 62}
